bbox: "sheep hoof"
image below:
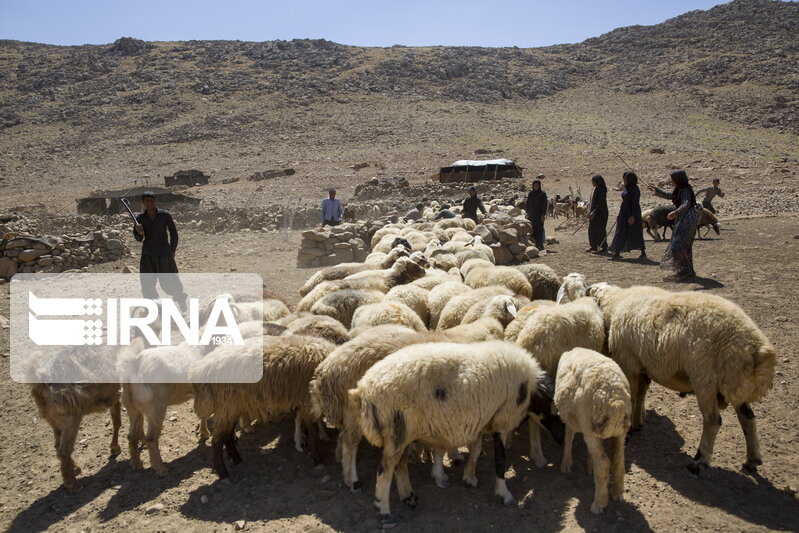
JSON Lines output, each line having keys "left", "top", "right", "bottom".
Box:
{"left": 72, "top": 463, "right": 83, "bottom": 476}
{"left": 687, "top": 461, "right": 708, "bottom": 476}
{"left": 499, "top": 494, "right": 516, "bottom": 507}
{"left": 403, "top": 492, "right": 418, "bottom": 509}
{"left": 154, "top": 466, "right": 168, "bottom": 477}
{"left": 350, "top": 481, "right": 363, "bottom": 494}
{"left": 130, "top": 460, "right": 144, "bottom": 470}
{"left": 64, "top": 481, "right": 83, "bottom": 493}
{"left": 379, "top": 514, "right": 397, "bottom": 528}
{"left": 463, "top": 477, "right": 478, "bottom": 488}
{"left": 560, "top": 464, "right": 572, "bottom": 474}
{"left": 110, "top": 445, "right": 122, "bottom": 456}
{"left": 590, "top": 502, "right": 605, "bottom": 514}
{"left": 535, "top": 457, "right": 547, "bottom": 468}
{"left": 435, "top": 478, "right": 450, "bottom": 489}
{"left": 743, "top": 459, "right": 762, "bottom": 473}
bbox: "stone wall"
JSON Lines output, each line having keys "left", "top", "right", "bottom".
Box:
{"left": 296, "top": 223, "right": 372, "bottom": 268}
{"left": 0, "top": 230, "right": 131, "bottom": 280}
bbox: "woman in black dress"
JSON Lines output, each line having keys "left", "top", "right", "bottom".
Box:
{"left": 586, "top": 174, "right": 608, "bottom": 253}
{"left": 526, "top": 179, "right": 548, "bottom": 250}
{"left": 609, "top": 171, "right": 646, "bottom": 260}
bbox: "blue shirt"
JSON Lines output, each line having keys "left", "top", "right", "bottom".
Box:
{"left": 133, "top": 208, "right": 178, "bottom": 256}
{"left": 321, "top": 198, "right": 343, "bottom": 222}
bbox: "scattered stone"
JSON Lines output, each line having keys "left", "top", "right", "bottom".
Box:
{"left": 144, "top": 503, "right": 164, "bottom": 515}
{"left": 233, "top": 520, "right": 246, "bottom": 530}
{"left": 200, "top": 495, "right": 209, "bottom": 504}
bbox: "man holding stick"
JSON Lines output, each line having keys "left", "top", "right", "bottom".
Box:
{"left": 129, "top": 191, "right": 188, "bottom": 309}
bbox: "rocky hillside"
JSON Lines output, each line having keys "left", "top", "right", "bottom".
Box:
{"left": 0, "top": 0, "right": 796, "bottom": 138}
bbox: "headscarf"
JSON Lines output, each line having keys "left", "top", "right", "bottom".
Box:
{"left": 591, "top": 174, "right": 607, "bottom": 191}
{"left": 622, "top": 171, "right": 638, "bottom": 189}
{"left": 530, "top": 179, "right": 545, "bottom": 197}
{"left": 670, "top": 170, "right": 695, "bottom": 208}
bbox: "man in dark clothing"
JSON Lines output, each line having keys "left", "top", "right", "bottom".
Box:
{"left": 133, "top": 191, "right": 187, "bottom": 307}
{"left": 404, "top": 203, "right": 425, "bottom": 221}
{"left": 462, "top": 186, "right": 487, "bottom": 224}
{"left": 433, "top": 205, "right": 456, "bottom": 220}
{"left": 526, "top": 179, "right": 548, "bottom": 249}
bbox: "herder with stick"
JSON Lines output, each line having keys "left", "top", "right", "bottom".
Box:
{"left": 129, "top": 191, "right": 188, "bottom": 309}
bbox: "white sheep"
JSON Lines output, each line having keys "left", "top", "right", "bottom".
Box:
{"left": 556, "top": 272, "right": 588, "bottom": 304}
{"left": 514, "top": 263, "right": 562, "bottom": 300}
{"left": 299, "top": 245, "right": 409, "bottom": 296}
{"left": 460, "top": 294, "right": 520, "bottom": 326}
{"left": 350, "top": 301, "right": 427, "bottom": 333}
{"left": 588, "top": 283, "right": 776, "bottom": 474}
{"left": 503, "top": 300, "right": 556, "bottom": 343}
{"left": 436, "top": 285, "right": 513, "bottom": 330}
{"left": 348, "top": 340, "right": 551, "bottom": 525}
{"left": 283, "top": 314, "right": 350, "bottom": 345}
{"left": 515, "top": 296, "right": 606, "bottom": 467}
{"left": 26, "top": 344, "right": 128, "bottom": 490}
{"left": 555, "top": 348, "right": 631, "bottom": 514}
{"left": 384, "top": 284, "right": 430, "bottom": 325}
{"left": 427, "top": 280, "right": 472, "bottom": 330}
{"left": 464, "top": 264, "right": 533, "bottom": 298}
{"left": 409, "top": 271, "right": 462, "bottom": 291}
{"left": 310, "top": 289, "right": 386, "bottom": 329}
{"left": 191, "top": 335, "right": 335, "bottom": 479}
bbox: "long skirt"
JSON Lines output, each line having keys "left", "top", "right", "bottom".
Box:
{"left": 660, "top": 208, "right": 699, "bottom": 276}
{"left": 587, "top": 210, "right": 608, "bottom": 249}
{"left": 609, "top": 217, "right": 645, "bottom": 253}
{"left": 531, "top": 220, "right": 545, "bottom": 249}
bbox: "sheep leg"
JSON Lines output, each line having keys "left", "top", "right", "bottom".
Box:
{"left": 431, "top": 449, "right": 450, "bottom": 488}
{"left": 306, "top": 418, "right": 322, "bottom": 465}
{"left": 57, "top": 416, "right": 82, "bottom": 491}
{"left": 493, "top": 432, "right": 515, "bottom": 506}
{"left": 340, "top": 433, "right": 363, "bottom": 493}
{"left": 109, "top": 400, "right": 122, "bottom": 456}
{"left": 560, "top": 426, "right": 575, "bottom": 473}
{"left": 735, "top": 403, "right": 763, "bottom": 472}
{"left": 294, "top": 412, "right": 305, "bottom": 452}
{"left": 395, "top": 447, "right": 417, "bottom": 509}
{"left": 225, "top": 424, "right": 242, "bottom": 465}
{"left": 463, "top": 436, "right": 482, "bottom": 487}
{"left": 610, "top": 435, "right": 625, "bottom": 501}
{"left": 374, "top": 448, "right": 403, "bottom": 526}
{"left": 688, "top": 394, "right": 721, "bottom": 475}
{"left": 528, "top": 414, "right": 547, "bottom": 467}
{"left": 126, "top": 403, "right": 145, "bottom": 470}
{"left": 239, "top": 414, "right": 254, "bottom": 434}
{"left": 631, "top": 373, "right": 651, "bottom": 430}
{"left": 318, "top": 420, "right": 330, "bottom": 442}
{"left": 143, "top": 403, "right": 169, "bottom": 476}
{"left": 212, "top": 420, "right": 236, "bottom": 480}
{"left": 197, "top": 417, "right": 210, "bottom": 443}
{"left": 584, "top": 434, "right": 610, "bottom": 514}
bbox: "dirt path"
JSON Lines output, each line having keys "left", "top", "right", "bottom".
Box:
{"left": 1, "top": 215, "right": 797, "bottom": 533}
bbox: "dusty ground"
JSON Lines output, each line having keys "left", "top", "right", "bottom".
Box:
{"left": 1, "top": 210, "right": 797, "bottom": 533}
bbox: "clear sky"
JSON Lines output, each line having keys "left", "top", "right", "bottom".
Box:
{"left": 1, "top": 0, "right": 727, "bottom": 48}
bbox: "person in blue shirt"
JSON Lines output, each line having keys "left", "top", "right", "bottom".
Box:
{"left": 321, "top": 189, "right": 344, "bottom": 227}
{"left": 133, "top": 191, "right": 188, "bottom": 308}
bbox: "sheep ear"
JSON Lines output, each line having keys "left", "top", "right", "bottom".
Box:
{"left": 555, "top": 285, "right": 566, "bottom": 305}
{"left": 506, "top": 301, "right": 518, "bottom": 318}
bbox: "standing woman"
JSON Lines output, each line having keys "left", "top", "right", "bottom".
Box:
{"left": 526, "top": 178, "right": 548, "bottom": 250}
{"left": 648, "top": 169, "right": 699, "bottom": 279}
{"left": 609, "top": 172, "right": 646, "bottom": 260}
{"left": 586, "top": 174, "right": 608, "bottom": 253}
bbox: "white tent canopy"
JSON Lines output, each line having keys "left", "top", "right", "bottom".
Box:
{"left": 451, "top": 159, "right": 514, "bottom": 167}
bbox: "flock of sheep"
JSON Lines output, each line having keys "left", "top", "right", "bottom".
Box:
{"left": 27, "top": 204, "right": 776, "bottom": 527}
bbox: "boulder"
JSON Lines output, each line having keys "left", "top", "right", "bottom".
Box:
{"left": 525, "top": 246, "right": 540, "bottom": 260}
{"left": 497, "top": 227, "right": 519, "bottom": 245}
{"left": 301, "top": 230, "right": 330, "bottom": 242}
{"left": 475, "top": 225, "right": 497, "bottom": 244}
{"left": 18, "top": 249, "right": 49, "bottom": 262}
{"left": 0, "top": 257, "right": 18, "bottom": 279}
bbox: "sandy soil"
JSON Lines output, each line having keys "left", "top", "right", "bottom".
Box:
{"left": 0, "top": 210, "right": 797, "bottom": 533}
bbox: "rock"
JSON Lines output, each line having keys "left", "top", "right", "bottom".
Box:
{"left": 334, "top": 249, "right": 354, "bottom": 263}
{"left": 233, "top": 520, "right": 246, "bottom": 530}
{"left": 18, "top": 249, "right": 49, "bottom": 262}
{"left": 475, "top": 225, "right": 496, "bottom": 244}
{"left": 490, "top": 243, "right": 514, "bottom": 265}
{"left": 651, "top": 148, "right": 666, "bottom": 154}
{"left": 332, "top": 242, "right": 352, "bottom": 250}
{"left": 301, "top": 230, "right": 330, "bottom": 242}
{"left": 525, "top": 246, "right": 540, "bottom": 260}
{"left": 546, "top": 237, "right": 559, "bottom": 245}
{"left": 0, "top": 315, "right": 8, "bottom": 328}
{"left": 507, "top": 242, "right": 525, "bottom": 255}
{"left": 497, "top": 227, "right": 519, "bottom": 245}
{"left": 37, "top": 256, "right": 54, "bottom": 267}
{"left": 144, "top": 503, "right": 164, "bottom": 515}
{"left": 0, "top": 257, "right": 18, "bottom": 279}
{"left": 200, "top": 495, "right": 209, "bottom": 504}
{"left": 105, "top": 239, "right": 124, "bottom": 250}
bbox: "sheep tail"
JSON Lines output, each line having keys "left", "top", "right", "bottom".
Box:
{"left": 592, "top": 399, "right": 631, "bottom": 439}
{"left": 348, "top": 388, "right": 384, "bottom": 447}
{"left": 749, "top": 343, "right": 776, "bottom": 404}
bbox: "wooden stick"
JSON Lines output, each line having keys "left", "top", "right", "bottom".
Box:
{"left": 615, "top": 153, "right": 653, "bottom": 188}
